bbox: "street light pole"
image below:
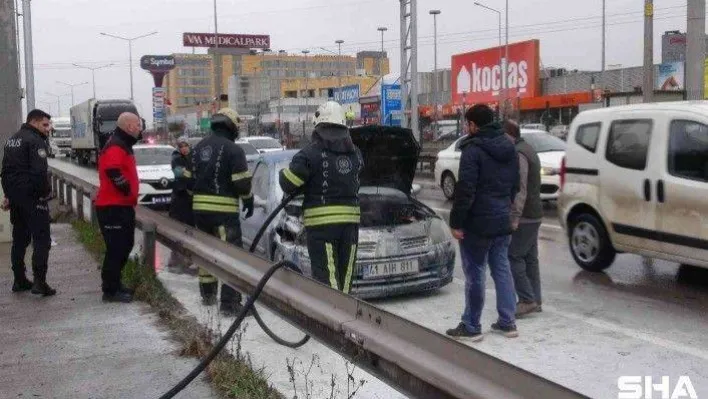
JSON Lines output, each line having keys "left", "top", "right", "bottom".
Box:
{"left": 57, "top": 81, "right": 88, "bottom": 108}
{"left": 100, "top": 31, "right": 158, "bottom": 100}
{"left": 474, "top": 2, "right": 502, "bottom": 118}
{"left": 22, "top": 0, "right": 35, "bottom": 111}
{"left": 302, "top": 49, "right": 310, "bottom": 129}
{"left": 45, "top": 92, "right": 69, "bottom": 117}
{"left": 73, "top": 64, "right": 113, "bottom": 98}
{"left": 429, "top": 10, "right": 441, "bottom": 135}
{"left": 377, "top": 27, "right": 388, "bottom": 124}
{"left": 336, "top": 39, "right": 344, "bottom": 91}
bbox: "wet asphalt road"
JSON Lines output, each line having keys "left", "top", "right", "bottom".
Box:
{"left": 49, "top": 158, "right": 708, "bottom": 397}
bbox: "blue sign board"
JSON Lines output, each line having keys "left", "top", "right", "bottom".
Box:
{"left": 333, "top": 84, "right": 360, "bottom": 104}
{"left": 381, "top": 84, "right": 402, "bottom": 127}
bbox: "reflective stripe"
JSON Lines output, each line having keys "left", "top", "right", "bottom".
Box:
{"left": 304, "top": 205, "right": 360, "bottom": 218}
{"left": 343, "top": 244, "right": 356, "bottom": 294}
{"left": 193, "top": 195, "right": 237, "bottom": 205}
{"left": 231, "top": 171, "right": 251, "bottom": 182}
{"left": 218, "top": 225, "right": 227, "bottom": 241}
{"left": 325, "top": 243, "right": 338, "bottom": 290}
{"left": 304, "top": 215, "right": 361, "bottom": 227}
{"left": 283, "top": 168, "right": 305, "bottom": 187}
{"left": 198, "top": 267, "right": 217, "bottom": 283}
{"left": 183, "top": 170, "right": 192, "bottom": 178}
{"left": 193, "top": 203, "right": 239, "bottom": 213}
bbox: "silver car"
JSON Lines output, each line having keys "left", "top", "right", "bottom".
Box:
{"left": 240, "top": 126, "right": 456, "bottom": 299}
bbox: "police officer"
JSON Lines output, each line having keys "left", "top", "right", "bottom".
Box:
{"left": 191, "top": 108, "right": 254, "bottom": 315}
{"left": 1, "top": 109, "right": 56, "bottom": 296}
{"left": 167, "top": 136, "right": 195, "bottom": 274}
{"left": 279, "top": 101, "right": 362, "bottom": 294}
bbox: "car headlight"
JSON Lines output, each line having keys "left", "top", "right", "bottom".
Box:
{"left": 541, "top": 166, "right": 560, "bottom": 176}
{"left": 429, "top": 217, "right": 453, "bottom": 245}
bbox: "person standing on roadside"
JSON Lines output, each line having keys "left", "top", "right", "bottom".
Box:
{"left": 166, "top": 136, "right": 195, "bottom": 274}
{"left": 94, "top": 112, "right": 143, "bottom": 303}
{"left": 446, "top": 105, "right": 519, "bottom": 341}
{"left": 505, "top": 120, "right": 543, "bottom": 317}
{"left": 1, "top": 109, "right": 56, "bottom": 296}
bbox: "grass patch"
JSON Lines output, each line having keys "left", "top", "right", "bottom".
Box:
{"left": 71, "top": 218, "right": 283, "bottom": 399}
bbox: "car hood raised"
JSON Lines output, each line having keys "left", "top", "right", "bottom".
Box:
{"left": 350, "top": 125, "right": 420, "bottom": 194}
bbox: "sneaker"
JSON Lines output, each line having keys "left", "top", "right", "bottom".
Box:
{"left": 102, "top": 291, "right": 133, "bottom": 303}
{"left": 12, "top": 277, "right": 33, "bottom": 292}
{"left": 491, "top": 322, "right": 519, "bottom": 338}
{"left": 445, "top": 323, "right": 484, "bottom": 342}
{"left": 31, "top": 282, "right": 57, "bottom": 297}
{"left": 515, "top": 301, "right": 539, "bottom": 318}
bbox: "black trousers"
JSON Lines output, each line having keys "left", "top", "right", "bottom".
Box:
{"left": 306, "top": 224, "right": 359, "bottom": 294}
{"left": 194, "top": 213, "right": 242, "bottom": 305}
{"left": 96, "top": 206, "right": 135, "bottom": 295}
{"left": 10, "top": 199, "right": 51, "bottom": 283}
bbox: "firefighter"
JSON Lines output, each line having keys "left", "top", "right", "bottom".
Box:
{"left": 278, "top": 101, "right": 363, "bottom": 294}
{"left": 1, "top": 109, "right": 55, "bottom": 296}
{"left": 167, "top": 136, "right": 195, "bottom": 274}
{"left": 191, "top": 108, "right": 254, "bottom": 315}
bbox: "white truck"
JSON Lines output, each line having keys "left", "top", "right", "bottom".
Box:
{"left": 70, "top": 99, "right": 140, "bottom": 165}
{"left": 50, "top": 117, "right": 72, "bottom": 157}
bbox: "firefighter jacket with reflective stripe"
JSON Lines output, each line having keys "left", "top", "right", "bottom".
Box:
{"left": 191, "top": 129, "right": 252, "bottom": 214}
{"left": 1, "top": 124, "right": 51, "bottom": 202}
{"left": 279, "top": 124, "right": 363, "bottom": 227}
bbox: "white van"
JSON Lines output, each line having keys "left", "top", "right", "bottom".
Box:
{"left": 559, "top": 101, "right": 708, "bottom": 272}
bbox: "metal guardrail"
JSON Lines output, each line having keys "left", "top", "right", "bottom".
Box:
{"left": 48, "top": 164, "right": 587, "bottom": 399}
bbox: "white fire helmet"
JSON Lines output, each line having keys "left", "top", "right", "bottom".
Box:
{"left": 313, "top": 101, "right": 346, "bottom": 127}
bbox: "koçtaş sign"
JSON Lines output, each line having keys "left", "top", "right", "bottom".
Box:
{"left": 182, "top": 33, "right": 271, "bottom": 49}
{"left": 140, "top": 55, "right": 176, "bottom": 72}
{"left": 451, "top": 39, "right": 540, "bottom": 104}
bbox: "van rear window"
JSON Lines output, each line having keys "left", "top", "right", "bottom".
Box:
{"left": 575, "top": 123, "right": 601, "bottom": 152}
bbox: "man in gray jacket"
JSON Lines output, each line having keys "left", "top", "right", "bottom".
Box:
{"left": 505, "top": 120, "right": 543, "bottom": 317}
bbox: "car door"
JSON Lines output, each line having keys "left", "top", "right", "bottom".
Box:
{"left": 240, "top": 161, "right": 271, "bottom": 256}
{"left": 656, "top": 117, "right": 708, "bottom": 265}
{"left": 598, "top": 115, "right": 663, "bottom": 251}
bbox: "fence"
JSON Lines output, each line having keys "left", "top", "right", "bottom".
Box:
{"left": 48, "top": 163, "right": 587, "bottom": 399}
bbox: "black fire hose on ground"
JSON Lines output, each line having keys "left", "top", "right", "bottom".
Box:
{"left": 158, "top": 191, "right": 310, "bottom": 399}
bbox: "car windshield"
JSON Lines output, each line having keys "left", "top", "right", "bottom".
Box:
{"left": 99, "top": 121, "right": 118, "bottom": 134}
{"left": 249, "top": 138, "right": 282, "bottom": 149}
{"left": 134, "top": 147, "right": 174, "bottom": 166}
{"left": 53, "top": 128, "right": 71, "bottom": 138}
{"left": 236, "top": 142, "right": 259, "bottom": 155}
{"left": 522, "top": 132, "right": 567, "bottom": 153}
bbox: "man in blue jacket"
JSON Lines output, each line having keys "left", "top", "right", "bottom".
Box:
{"left": 446, "top": 104, "right": 519, "bottom": 341}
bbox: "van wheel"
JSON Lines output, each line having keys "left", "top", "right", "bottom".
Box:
{"left": 568, "top": 213, "right": 615, "bottom": 272}
{"left": 441, "top": 172, "right": 456, "bottom": 200}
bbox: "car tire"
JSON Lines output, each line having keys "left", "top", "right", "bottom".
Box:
{"left": 568, "top": 213, "right": 616, "bottom": 272}
{"left": 441, "top": 172, "right": 456, "bottom": 200}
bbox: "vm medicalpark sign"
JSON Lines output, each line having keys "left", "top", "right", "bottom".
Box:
{"left": 183, "top": 33, "right": 271, "bottom": 49}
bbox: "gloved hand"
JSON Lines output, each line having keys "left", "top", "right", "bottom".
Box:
{"left": 242, "top": 195, "right": 254, "bottom": 219}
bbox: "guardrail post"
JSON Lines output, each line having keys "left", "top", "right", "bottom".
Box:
{"left": 66, "top": 183, "right": 73, "bottom": 211}
{"left": 52, "top": 175, "right": 58, "bottom": 197}
{"left": 90, "top": 200, "right": 98, "bottom": 226}
{"left": 142, "top": 222, "right": 156, "bottom": 271}
{"left": 76, "top": 188, "right": 85, "bottom": 221}
{"left": 58, "top": 180, "right": 65, "bottom": 205}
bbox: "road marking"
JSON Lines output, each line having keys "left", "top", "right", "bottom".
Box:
{"left": 449, "top": 278, "right": 708, "bottom": 362}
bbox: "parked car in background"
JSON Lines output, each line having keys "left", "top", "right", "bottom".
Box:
{"left": 240, "top": 126, "right": 456, "bottom": 299}
{"left": 550, "top": 124, "right": 570, "bottom": 140}
{"left": 241, "top": 136, "right": 284, "bottom": 153}
{"left": 559, "top": 102, "right": 708, "bottom": 273}
{"left": 235, "top": 139, "right": 261, "bottom": 173}
{"left": 521, "top": 123, "right": 547, "bottom": 131}
{"left": 434, "top": 129, "right": 567, "bottom": 200}
{"left": 133, "top": 144, "right": 175, "bottom": 208}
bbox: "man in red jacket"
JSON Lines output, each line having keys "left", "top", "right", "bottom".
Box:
{"left": 95, "top": 112, "right": 142, "bottom": 303}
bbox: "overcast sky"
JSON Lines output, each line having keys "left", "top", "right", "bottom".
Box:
{"left": 22, "top": 0, "right": 696, "bottom": 123}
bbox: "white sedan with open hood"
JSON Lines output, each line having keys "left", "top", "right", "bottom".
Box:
{"left": 133, "top": 144, "right": 176, "bottom": 208}
{"left": 240, "top": 126, "right": 456, "bottom": 299}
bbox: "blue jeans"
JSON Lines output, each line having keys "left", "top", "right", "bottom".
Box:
{"left": 459, "top": 233, "right": 517, "bottom": 333}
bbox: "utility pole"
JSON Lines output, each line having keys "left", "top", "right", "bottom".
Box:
{"left": 1, "top": 0, "right": 22, "bottom": 167}
{"left": 100, "top": 31, "right": 157, "bottom": 101}
{"left": 474, "top": 2, "right": 501, "bottom": 117}
{"left": 601, "top": 0, "right": 606, "bottom": 75}
{"left": 429, "top": 10, "right": 441, "bottom": 135}
{"left": 643, "top": 0, "right": 654, "bottom": 103}
{"left": 213, "top": 0, "right": 222, "bottom": 108}
{"left": 400, "top": 0, "right": 419, "bottom": 142}
{"left": 336, "top": 39, "right": 344, "bottom": 91}
{"left": 21, "top": 0, "right": 35, "bottom": 111}
{"left": 57, "top": 81, "right": 88, "bottom": 108}
{"left": 686, "top": 0, "right": 706, "bottom": 100}
{"left": 302, "top": 49, "right": 310, "bottom": 133}
{"left": 45, "top": 92, "right": 69, "bottom": 117}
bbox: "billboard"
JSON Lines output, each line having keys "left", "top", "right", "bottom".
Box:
{"left": 333, "top": 84, "right": 360, "bottom": 104}
{"left": 656, "top": 62, "right": 685, "bottom": 91}
{"left": 183, "top": 32, "right": 270, "bottom": 49}
{"left": 140, "top": 55, "right": 176, "bottom": 72}
{"left": 451, "top": 39, "right": 540, "bottom": 104}
{"left": 381, "top": 84, "right": 402, "bottom": 127}
{"left": 152, "top": 87, "right": 166, "bottom": 124}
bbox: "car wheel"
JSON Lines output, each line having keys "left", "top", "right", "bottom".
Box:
{"left": 441, "top": 172, "right": 456, "bottom": 200}
{"left": 568, "top": 213, "right": 616, "bottom": 272}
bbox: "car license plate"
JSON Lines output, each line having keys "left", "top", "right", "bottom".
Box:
{"left": 361, "top": 259, "right": 419, "bottom": 279}
{"left": 152, "top": 196, "right": 171, "bottom": 204}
